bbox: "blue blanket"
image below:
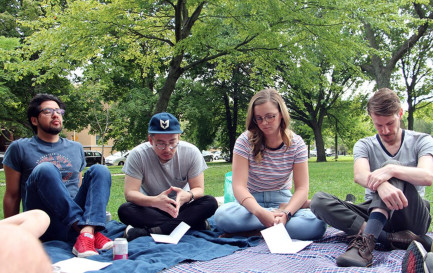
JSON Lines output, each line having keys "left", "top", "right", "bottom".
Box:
{"left": 44, "top": 220, "right": 261, "bottom": 273}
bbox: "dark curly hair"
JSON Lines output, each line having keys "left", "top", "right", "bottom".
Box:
{"left": 27, "top": 93, "right": 65, "bottom": 134}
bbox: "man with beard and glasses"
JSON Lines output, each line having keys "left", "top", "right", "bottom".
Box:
{"left": 118, "top": 112, "right": 218, "bottom": 241}
{"left": 3, "top": 93, "right": 113, "bottom": 258}
{"left": 310, "top": 88, "right": 433, "bottom": 268}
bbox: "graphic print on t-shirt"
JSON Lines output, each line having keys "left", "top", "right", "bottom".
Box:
{"left": 36, "top": 153, "right": 74, "bottom": 182}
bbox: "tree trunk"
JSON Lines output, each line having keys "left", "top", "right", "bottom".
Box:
{"left": 374, "top": 68, "right": 392, "bottom": 89}
{"left": 223, "top": 91, "right": 237, "bottom": 162}
{"left": 101, "top": 138, "right": 105, "bottom": 165}
{"left": 334, "top": 119, "right": 338, "bottom": 160}
{"left": 312, "top": 125, "right": 327, "bottom": 162}
{"left": 407, "top": 97, "right": 415, "bottom": 130}
{"left": 154, "top": 56, "right": 183, "bottom": 114}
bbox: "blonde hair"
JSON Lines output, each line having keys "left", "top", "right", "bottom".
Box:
{"left": 246, "top": 88, "right": 292, "bottom": 162}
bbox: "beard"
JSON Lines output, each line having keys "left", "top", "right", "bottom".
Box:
{"left": 38, "top": 122, "right": 62, "bottom": 135}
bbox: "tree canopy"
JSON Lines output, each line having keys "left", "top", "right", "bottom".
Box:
{"left": 2, "top": 0, "right": 433, "bottom": 156}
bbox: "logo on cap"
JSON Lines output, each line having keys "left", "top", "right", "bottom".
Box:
{"left": 148, "top": 112, "right": 183, "bottom": 134}
{"left": 160, "top": 120, "right": 169, "bottom": 129}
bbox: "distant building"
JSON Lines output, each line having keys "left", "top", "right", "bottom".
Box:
{"left": 64, "top": 127, "right": 114, "bottom": 158}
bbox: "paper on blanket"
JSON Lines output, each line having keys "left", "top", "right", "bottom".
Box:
{"left": 53, "top": 257, "right": 112, "bottom": 273}
{"left": 151, "top": 221, "right": 190, "bottom": 244}
{"left": 260, "top": 223, "right": 312, "bottom": 254}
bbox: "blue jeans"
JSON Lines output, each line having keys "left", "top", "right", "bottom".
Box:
{"left": 214, "top": 190, "right": 326, "bottom": 240}
{"left": 24, "top": 162, "right": 111, "bottom": 242}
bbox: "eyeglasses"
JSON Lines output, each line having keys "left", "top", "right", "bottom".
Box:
{"left": 39, "top": 108, "right": 65, "bottom": 116}
{"left": 154, "top": 142, "right": 179, "bottom": 150}
{"left": 254, "top": 114, "right": 278, "bottom": 124}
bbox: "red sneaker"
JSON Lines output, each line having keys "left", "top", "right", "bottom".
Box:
{"left": 95, "top": 232, "right": 113, "bottom": 250}
{"left": 72, "top": 233, "right": 98, "bottom": 258}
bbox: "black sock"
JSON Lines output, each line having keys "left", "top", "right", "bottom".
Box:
{"left": 149, "top": 226, "right": 163, "bottom": 234}
{"left": 363, "top": 212, "right": 387, "bottom": 239}
{"left": 125, "top": 227, "right": 150, "bottom": 241}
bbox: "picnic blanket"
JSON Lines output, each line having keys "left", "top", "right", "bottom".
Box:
{"left": 163, "top": 227, "right": 413, "bottom": 273}
{"left": 44, "top": 220, "right": 261, "bottom": 273}
{"left": 44, "top": 219, "right": 425, "bottom": 273}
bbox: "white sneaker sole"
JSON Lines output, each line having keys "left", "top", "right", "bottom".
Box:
{"left": 97, "top": 241, "right": 114, "bottom": 251}
{"left": 72, "top": 247, "right": 99, "bottom": 258}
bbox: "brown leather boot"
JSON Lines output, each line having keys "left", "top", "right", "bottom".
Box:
{"left": 336, "top": 234, "right": 375, "bottom": 267}
{"left": 387, "top": 230, "right": 432, "bottom": 251}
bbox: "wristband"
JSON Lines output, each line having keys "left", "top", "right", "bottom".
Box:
{"left": 188, "top": 191, "right": 194, "bottom": 203}
{"left": 285, "top": 211, "right": 292, "bottom": 222}
{"left": 279, "top": 210, "right": 292, "bottom": 222}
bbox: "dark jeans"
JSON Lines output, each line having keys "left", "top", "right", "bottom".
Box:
{"left": 25, "top": 162, "right": 112, "bottom": 242}
{"left": 118, "top": 195, "right": 218, "bottom": 234}
{"left": 310, "top": 179, "right": 431, "bottom": 236}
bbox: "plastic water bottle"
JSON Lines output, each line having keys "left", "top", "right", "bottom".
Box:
{"left": 106, "top": 211, "right": 112, "bottom": 222}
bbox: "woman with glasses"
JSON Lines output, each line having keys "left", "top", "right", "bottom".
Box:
{"left": 215, "top": 88, "right": 326, "bottom": 240}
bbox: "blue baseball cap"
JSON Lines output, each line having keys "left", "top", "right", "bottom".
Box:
{"left": 148, "top": 112, "right": 183, "bottom": 134}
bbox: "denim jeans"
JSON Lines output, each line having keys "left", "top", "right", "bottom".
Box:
{"left": 24, "top": 162, "right": 111, "bottom": 242}
{"left": 214, "top": 189, "right": 326, "bottom": 240}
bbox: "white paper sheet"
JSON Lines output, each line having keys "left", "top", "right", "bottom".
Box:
{"left": 150, "top": 221, "right": 190, "bottom": 244}
{"left": 53, "top": 257, "right": 112, "bottom": 273}
{"left": 260, "top": 223, "right": 312, "bottom": 254}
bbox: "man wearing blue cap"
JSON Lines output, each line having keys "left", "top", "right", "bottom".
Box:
{"left": 118, "top": 112, "right": 218, "bottom": 241}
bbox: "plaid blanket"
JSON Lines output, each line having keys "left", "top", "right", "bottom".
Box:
{"left": 163, "top": 227, "right": 414, "bottom": 273}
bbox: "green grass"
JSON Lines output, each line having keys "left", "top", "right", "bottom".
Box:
{"left": 2, "top": 156, "right": 433, "bottom": 231}
{"left": 308, "top": 156, "right": 362, "bottom": 201}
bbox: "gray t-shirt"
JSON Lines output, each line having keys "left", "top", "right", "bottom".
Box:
{"left": 122, "top": 140, "right": 207, "bottom": 197}
{"left": 353, "top": 130, "right": 433, "bottom": 200}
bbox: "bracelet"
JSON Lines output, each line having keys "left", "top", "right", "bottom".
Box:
{"left": 188, "top": 191, "right": 194, "bottom": 203}
{"left": 240, "top": 196, "right": 253, "bottom": 206}
{"left": 283, "top": 210, "right": 292, "bottom": 222}
{"left": 277, "top": 209, "right": 292, "bottom": 222}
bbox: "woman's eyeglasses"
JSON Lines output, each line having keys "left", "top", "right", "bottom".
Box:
{"left": 254, "top": 114, "right": 278, "bottom": 124}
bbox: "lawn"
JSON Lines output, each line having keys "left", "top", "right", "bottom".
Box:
{"left": 2, "top": 156, "right": 433, "bottom": 231}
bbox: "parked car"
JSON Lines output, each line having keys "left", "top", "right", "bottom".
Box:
{"left": 105, "top": 151, "right": 130, "bottom": 166}
{"left": 309, "top": 148, "right": 333, "bottom": 157}
{"left": 213, "top": 151, "right": 222, "bottom": 160}
{"left": 202, "top": 151, "right": 214, "bottom": 162}
{"left": 84, "top": 150, "right": 104, "bottom": 166}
